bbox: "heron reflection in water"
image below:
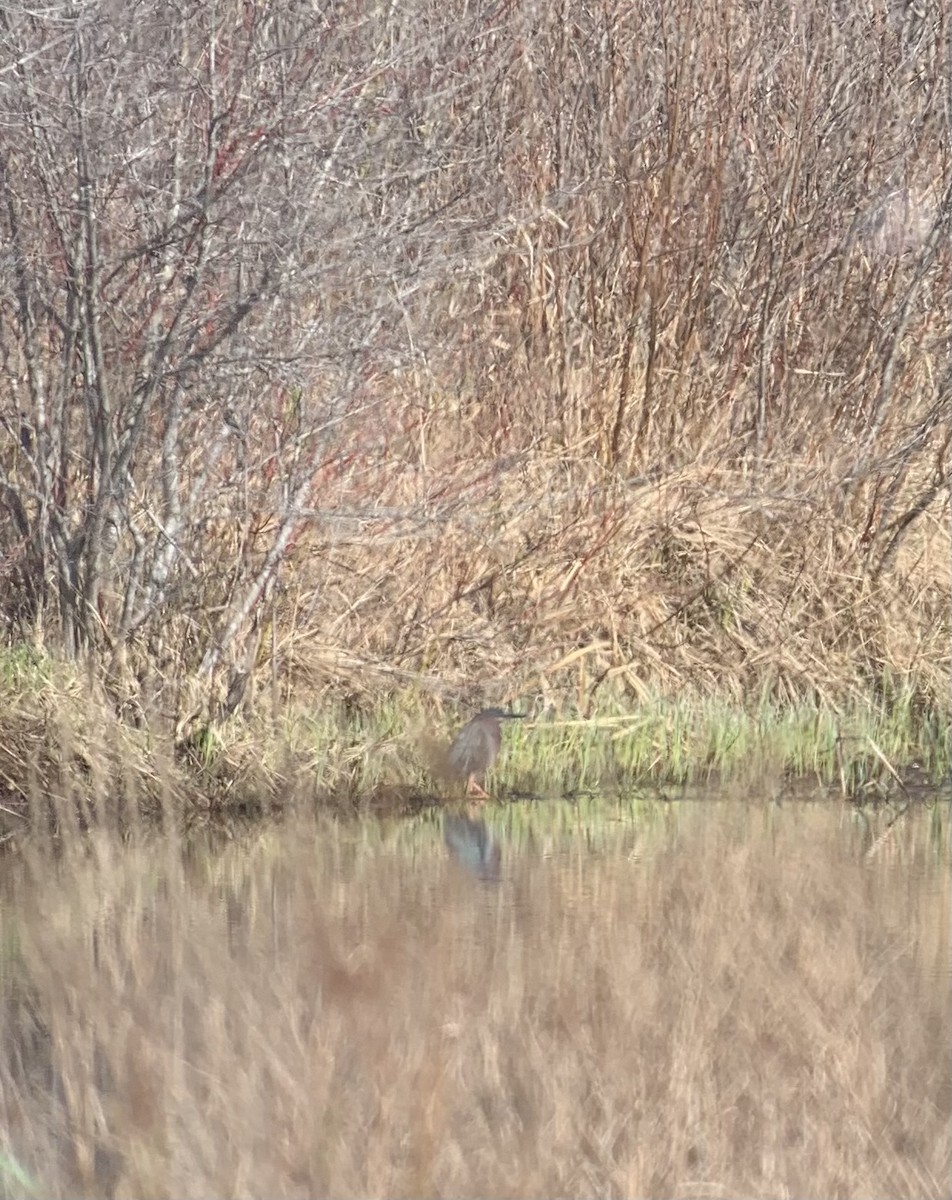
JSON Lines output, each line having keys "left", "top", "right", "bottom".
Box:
{"left": 444, "top": 812, "right": 501, "bottom": 881}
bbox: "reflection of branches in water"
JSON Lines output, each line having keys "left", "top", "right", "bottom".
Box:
{"left": 443, "top": 813, "right": 501, "bottom": 882}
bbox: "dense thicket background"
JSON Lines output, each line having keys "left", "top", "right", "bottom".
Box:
{"left": 1, "top": 0, "right": 949, "bottom": 730}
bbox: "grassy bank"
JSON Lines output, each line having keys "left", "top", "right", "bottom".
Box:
{"left": 0, "top": 643, "right": 947, "bottom": 840}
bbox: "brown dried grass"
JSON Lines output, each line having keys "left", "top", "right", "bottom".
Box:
{"left": 274, "top": 422, "right": 950, "bottom": 721}
{"left": 1, "top": 0, "right": 948, "bottom": 738}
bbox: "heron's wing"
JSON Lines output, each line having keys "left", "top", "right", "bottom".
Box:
{"left": 447, "top": 719, "right": 496, "bottom": 777}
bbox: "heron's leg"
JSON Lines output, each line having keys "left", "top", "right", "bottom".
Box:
{"left": 466, "top": 775, "right": 491, "bottom": 801}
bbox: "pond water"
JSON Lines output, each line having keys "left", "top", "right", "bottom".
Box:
{"left": 0, "top": 796, "right": 948, "bottom": 1198}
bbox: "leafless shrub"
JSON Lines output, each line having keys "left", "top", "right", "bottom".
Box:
{"left": 0, "top": 0, "right": 948, "bottom": 722}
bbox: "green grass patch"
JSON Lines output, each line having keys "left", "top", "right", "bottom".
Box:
{"left": 495, "top": 687, "right": 949, "bottom": 796}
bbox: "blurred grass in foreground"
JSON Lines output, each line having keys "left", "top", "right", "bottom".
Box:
{"left": 0, "top": 801, "right": 946, "bottom": 1197}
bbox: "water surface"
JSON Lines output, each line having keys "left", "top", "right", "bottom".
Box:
{"left": 0, "top": 796, "right": 948, "bottom": 1198}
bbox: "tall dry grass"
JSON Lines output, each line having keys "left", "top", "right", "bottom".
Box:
{"left": 0, "top": 807, "right": 947, "bottom": 1197}
{"left": 0, "top": 0, "right": 948, "bottom": 736}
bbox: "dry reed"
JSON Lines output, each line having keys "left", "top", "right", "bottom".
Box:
{"left": 0, "top": 0, "right": 947, "bottom": 737}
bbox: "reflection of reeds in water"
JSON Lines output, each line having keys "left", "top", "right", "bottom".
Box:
{"left": 0, "top": 807, "right": 948, "bottom": 1197}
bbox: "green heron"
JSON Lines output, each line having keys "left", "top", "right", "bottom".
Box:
{"left": 447, "top": 707, "right": 525, "bottom": 800}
